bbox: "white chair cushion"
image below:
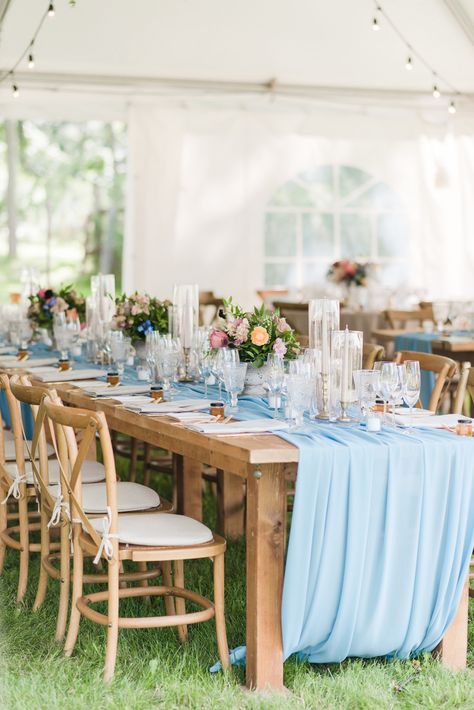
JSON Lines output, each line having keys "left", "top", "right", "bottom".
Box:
{"left": 90, "top": 512, "right": 213, "bottom": 547}
{"left": 5, "top": 459, "right": 106, "bottom": 486}
{"left": 3, "top": 439, "right": 54, "bottom": 461}
{"left": 81, "top": 482, "right": 160, "bottom": 513}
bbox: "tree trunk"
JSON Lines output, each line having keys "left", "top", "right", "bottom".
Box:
{"left": 46, "top": 194, "right": 53, "bottom": 282}
{"left": 5, "top": 119, "right": 18, "bottom": 258}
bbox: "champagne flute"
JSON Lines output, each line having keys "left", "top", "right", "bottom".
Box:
{"left": 402, "top": 360, "right": 421, "bottom": 433}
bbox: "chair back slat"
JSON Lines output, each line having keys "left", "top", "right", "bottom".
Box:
{"left": 394, "top": 350, "right": 457, "bottom": 412}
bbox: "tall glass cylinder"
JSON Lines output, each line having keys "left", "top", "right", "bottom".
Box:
{"left": 309, "top": 299, "right": 340, "bottom": 418}
{"left": 172, "top": 284, "right": 199, "bottom": 379}
{"left": 331, "top": 328, "right": 363, "bottom": 421}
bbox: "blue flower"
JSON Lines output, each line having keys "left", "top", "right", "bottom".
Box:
{"left": 137, "top": 320, "right": 154, "bottom": 335}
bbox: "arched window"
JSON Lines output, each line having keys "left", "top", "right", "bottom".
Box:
{"left": 264, "top": 164, "right": 408, "bottom": 289}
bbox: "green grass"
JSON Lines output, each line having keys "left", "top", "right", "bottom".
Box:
{"left": 1, "top": 461, "right": 473, "bottom": 710}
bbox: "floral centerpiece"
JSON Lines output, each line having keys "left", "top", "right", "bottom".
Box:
{"left": 327, "top": 260, "right": 367, "bottom": 286}
{"left": 209, "top": 298, "right": 300, "bottom": 368}
{"left": 27, "top": 285, "right": 85, "bottom": 330}
{"left": 113, "top": 292, "right": 171, "bottom": 342}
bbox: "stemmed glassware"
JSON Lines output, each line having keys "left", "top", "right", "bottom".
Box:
{"left": 211, "top": 348, "right": 240, "bottom": 400}
{"left": 402, "top": 360, "right": 421, "bottom": 433}
{"left": 264, "top": 353, "right": 285, "bottom": 417}
{"left": 110, "top": 332, "right": 132, "bottom": 376}
{"left": 223, "top": 362, "right": 248, "bottom": 411}
{"left": 378, "top": 362, "right": 399, "bottom": 426}
{"left": 53, "top": 312, "right": 73, "bottom": 360}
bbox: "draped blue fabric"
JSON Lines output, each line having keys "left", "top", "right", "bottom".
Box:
{"left": 5, "top": 347, "right": 474, "bottom": 665}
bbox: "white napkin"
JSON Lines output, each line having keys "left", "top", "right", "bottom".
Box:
{"left": 393, "top": 407, "right": 435, "bottom": 418}
{"left": 186, "top": 418, "right": 290, "bottom": 435}
{"left": 34, "top": 368, "right": 105, "bottom": 382}
{"left": 395, "top": 413, "right": 471, "bottom": 429}
{"left": 85, "top": 384, "right": 152, "bottom": 397}
{"left": 0, "top": 347, "right": 16, "bottom": 355}
{"left": 0, "top": 357, "right": 58, "bottom": 369}
{"left": 125, "top": 399, "right": 212, "bottom": 414}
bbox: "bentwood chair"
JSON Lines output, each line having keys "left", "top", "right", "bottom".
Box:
{"left": 394, "top": 351, "right": 457, "bottom": 412}
{"left": 363, "top": 343, "right": 384, "bottom": 369}
{"left": 10, "top": 379, "right": 170, "bottom": 641}
{"left": 43, "top": 397, "right": 229, "bottom": 681}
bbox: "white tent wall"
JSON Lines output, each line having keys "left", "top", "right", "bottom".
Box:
{"left": 124, "top": 101, "right": 474, "bottom": 306}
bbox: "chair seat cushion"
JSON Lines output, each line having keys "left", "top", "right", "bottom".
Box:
{"left": 3, "top": 439, "right": 54, "bottom": 461}
{"left": 81, "top": 482, "right": 160, "bottom": 513}
{"left": 89, "top": 512, "right": 213, "bottom": 547}
{"left": 5, "top": 459, "right": 106, "bottom": 486}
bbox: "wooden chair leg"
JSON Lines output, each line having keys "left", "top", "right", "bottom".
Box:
{"left": 55, "top": 523, "right": 71, "bottom": 642}
{"left": 213, "top": 552, "right": 230, "bottom": 670}
{"left": 17, "top": 492, "right": 29, "bottom": 603}
{"left": 64, "top": 523, "right": 83, "bottom": 657}
{"left": 161, "top": 560, "right": 176, "bottom": 617}
{"left": 173, "top": 559, "right": 188, "bottom": 642}
{"left": 0, "top": 491, "right": 7, "bottom": 575}
{"left": 103, "top": 557, "right": 120, "bottom": 682}
{"left": 33, "top": 508, "right": 50, "bottom": 610}
{"left": 129, "top": 438, "right": 138, "bottom": 483}
{"left": 143, "top": 443, "right": 151, "bottom": 486}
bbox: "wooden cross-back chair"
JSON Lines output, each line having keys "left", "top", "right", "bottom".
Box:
{"left": 363, "top": 343, "right": 384, "bottom": 369}
{"left": 394, "top": 351, "right": 457, "bottom": 412}
{"left": 384, "top": 308, "right": 433, "bottom": 329}
{"left": 42, "top": 396, "right": 229, "bottom": 681}
{"left": 0, "top": 373, "right": 60, "bottom": 603}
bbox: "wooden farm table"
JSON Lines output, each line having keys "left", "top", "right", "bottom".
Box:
{"left": 372, "top": 327, "right": 423, "bottom": 345}
{"left": 55, "top": 383, "right": 298, "bottom": 691}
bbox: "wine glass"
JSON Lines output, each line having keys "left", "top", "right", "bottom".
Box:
{"left": 379, "top": 362, "right": 399, "bottom": 426}
{"left": 402, "top": 360, "right": 421, "bottom": 433}
{"left": 265, "top": 353, "right": 285, "bottom": 417}
{"left": 223, "top": 362, "right": 248, "bottom": 411}
{"left": 211, "top": 348, "right": 239, "bottom": 399}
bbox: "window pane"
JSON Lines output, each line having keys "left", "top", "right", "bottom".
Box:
{"left": 377, "top": 213, "right": 408, "bottom": 257}
{"left": 269, "top": 181, "right": 314, "bottom": 207}
{"left": 264, "top": 262, "right": 297, "bottom": 288}
{"left": 298, "top": 166, "right": 334, "bottom": 208}
{"left": 349, "top": 182, "right": 403, "bottom": 210}
{"left": 302, "top": 213, "right": 334, "bottom": 257}
{"left": 341, "top": 213, "right": 372, "bottom": 258}
{"left": 339, "top": 165, "right": 372, "bottom": 200}
{"left": 264, "top": 213, "right": 297, "bottom": 257}
{"left": 302, "top": 261, "right": 328, "bottom": 286}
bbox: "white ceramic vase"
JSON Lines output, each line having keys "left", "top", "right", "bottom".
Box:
{"left": 243, "top": 362, "right": 271, "bottom": 396}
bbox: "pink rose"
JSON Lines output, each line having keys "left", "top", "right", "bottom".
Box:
{"left": 273, "top": 338, "right": 287, "bottom": 356}
{"left": 276, "top": 317, "right": 291, "bottom": 333}
{"left": 210, "top": 330, "right": 228, "bottom": 348}
{"left": 38, "top": 288, "right": 46, "bottom": 298}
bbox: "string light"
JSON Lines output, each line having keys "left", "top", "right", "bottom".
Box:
{"left": 47, "top": 3, "right": 55, "bottom": 16}
{"left": 372, "top": 1, "right": 465, "bottom": 114}
{"left": 372, "top": 17, "right": 380, "bottom": 31}
{"left": 12, "top": 84, "right": 19, "bottom": 98}
{"left": 28, "top": 54, "right": 35, "bottom": 69}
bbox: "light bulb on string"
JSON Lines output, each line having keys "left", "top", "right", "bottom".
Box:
{"left": 12, "top": 84, "right": 19, "bottom": 98}
{"left": 48, "top": 3, "right": 55, "bottom": 16}
{"left": 432, "top": 85, "right": 441, "bottom": 99}
{"left": 448, "top": 101, "right": 456, "bottom": 115}
{"left": 28, "top": 54, "right": 35, "bottom": 69}
{"left": 405, "top": 56, "right": 413, "bottom": 71}
{"left": 372, "top": 17, "right": 380, "bottom": 31}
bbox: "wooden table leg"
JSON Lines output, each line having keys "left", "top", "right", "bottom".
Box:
{"left": 216, "top": 469, "right": 245, "bottom": 539}
{"left": 245, "top": 463, "right": 286, "bottom": 691}
{"left": 174, "top": 454, "right": 203, "bottom": 521}
{"left": 434, "top": 576, "right": 469, "bottom": 670}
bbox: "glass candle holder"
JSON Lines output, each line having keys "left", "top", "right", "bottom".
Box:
{"left": 331, "top": 328, "right": 363, "bottom": 421}
{"left": 309, "top": 299, "right": 340, "bottom": 418}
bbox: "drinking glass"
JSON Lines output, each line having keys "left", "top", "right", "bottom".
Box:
{"left": 211, "top": 348, "right": 239, "bottom": 399}
{"left": 111, "top": 335, "right": 132, "bottom": 376}
{"left": 157, "top": 350, "right": 179, "bottom": 399}
{"left": 402, "top": 360, "right": 421, "bottom": 433}
{"left": 223, "top": 362, "right": 248, "bottom": 410}
{"left": 286, "top": 373, "right": 312, "bottom": 431}
{"left": 265, "top": 353, "right": 285, "bottom": 417}
{"left": 432, "top": 301, "right": 450, "bottom": 333}
{"left": 353, "top": 369, "right": 380, "bottom": 422}
{"left": 379, "top": 362, "right": 399, "bottom": 426}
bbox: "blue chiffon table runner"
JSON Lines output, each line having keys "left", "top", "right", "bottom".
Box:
{"left": 5, "top": 347, "right": 474, "bottom": 665}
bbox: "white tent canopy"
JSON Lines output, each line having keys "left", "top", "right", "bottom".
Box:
{"left": 2, "top": 0, "right": 474, "bottom": 304}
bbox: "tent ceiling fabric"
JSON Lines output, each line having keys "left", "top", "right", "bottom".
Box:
{"left": 1, "top": 0, "right": 474, "bottom": 95}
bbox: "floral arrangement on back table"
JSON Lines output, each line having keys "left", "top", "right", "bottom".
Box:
{"left": 327, "top": 260, "right": 367, "bottom": 286}
{"left": 113, "top": 292, "right": 171, "bottom": 342}
{"left": 209, "top": 298, "right": 300, "bottom": 367}
{"left": 27, "top": 285, "right": 85, "bottom": 330}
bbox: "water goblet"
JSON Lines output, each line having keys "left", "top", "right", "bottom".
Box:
{"left": 402, "top": 360, "right": 421, "bottom": 433}
{"left": 223, "top": 362, "right": 248, "bottom": 411}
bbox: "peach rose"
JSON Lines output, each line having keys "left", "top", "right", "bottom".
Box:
{"left": 250, "top": 326, "right": 269, "bottom": 346}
